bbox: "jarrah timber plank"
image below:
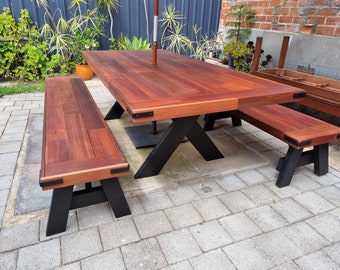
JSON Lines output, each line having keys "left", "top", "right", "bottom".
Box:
{"left": 235, "top": 104, "right": 340, "bottom": 149}
{"left": 40, "top": 76, "right": 129, "bottom": 190}
{"left": 83, "top": 50, "right": 306, "bottom": 123}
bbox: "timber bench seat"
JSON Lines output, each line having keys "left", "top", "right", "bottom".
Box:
{"left": 231, "top": 104, "right": 340, "bottom": 188}
{"left": 40, "top": 76, "right": 131, "bottom": 236}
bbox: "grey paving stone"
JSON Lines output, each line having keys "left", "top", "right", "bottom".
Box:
{"left": 0, "top": 189, "right": 9, "bottom": 207}
{"left": 164, "top": 204, "right": 202, "bottom": 230}
{"left": 166, "top": 185, "right": 200, "bottom": 205}
{"left": 270, "top": 261, "right": 301, "bottom": 270}
{"left": 99, "top": 216, "right": 140, "bottom": 250}
{"left": 17, "top": 238, "right": 61, "bottom": 269}
{"left": 245, "top": 205, "right": 288, "bottom": 232}
{"left": 294, "top": 250, "right": 339, "bottom": 270}
{"left": 316, "top": 186, "right": 340, "bottom": 206}
{"left": 139, "top": 191, "right": 174, "bottom": 213}
{"left": 40, "top": 211, "right": 78, "bottom": 241}
{"left": 77, "top": 203, "right": 114, "bottom": 230}
{"left": 0, "top": 250, "right": 17, "bottom": 270}
{"left": 303, "top": 169, "right": 340, "bottom": 186}
{"left": 242, "top": 185, "right": 279, "bottom": 206}
{"left": 160, "top": 261, "right": 193, "bottom": 270}
{"left": 54, "top": 262, "right": 81, "bottom": 270}
{"left": 0, "top": 110, "right": 11, "bottom": 120}
{"left": 264, "top": 137, "right": 287, "bottom": 149}
{"left": 0, "top": 206, "right": 4, "bottom": 225}
{"left": 81, "top": 249, "right": 126, "bottom": 270}
{"left": 254, "top": 230, "right": 304, "bottom": 266}
{"left": 256, "top": 166, "right": 279, "bottom": 181}
{"left": 306, "top": 212, "right": 340, "bottom": 242}
{"left": 270, "top": 198, "right": 312, "bottom": 223}
{"left": 134, "top": 211, "right": 173, "bottom": 238}
{"left": 323, "top": 242, "right": 340, "bottom": 265}
{"left": 215, "top": 174, "right": 247, "bottom": 192}
{"left": 191, "top": 180, "right": 225, "bottom": 198}
{"left": 121, "top": 238, "right": 167, "bottom": 269}
{"left": 0, "top": 220, "right": 39, "bottom": 252}
{"left": 126, "top": 196, "right": 146, "bottom": 215}
{"left": 282, "top": 222, "right": 330, "bottom": 254}
{"left": 0, "top": 141, "right": 22, "bottom": 154}
{"left": 61, "top": 228, "right": 102, "bottom": 264}
{"left": 293, "top": 191, "right": 335, "bottom": 215}
{"left": 15, "top": 164, "right": 51, "bottom": 215}
{"left": 189, "top": 220, "right": 233, "bottom": 252}
{"left": 218, "top": 191, "right": 256, "bottom": 213}
{"left": 290, "top": 173, "right": 322, "bottom": 191}
{"left": 331, "top": 208, "right": 340, "bottom": 219}
{"left": 223, "top": 239, "right": 275, "bottom": 270}
{"left": 264, "top": 182, "right": 301, "bottom": 199}
{"left": 157, "top": 229, "right": 202, "bottom": 264}
{"left": 192, "top": 197, "right": 231, "bottom": 221}
{"left": 189, "top": 249, "right": 236, "bottom": 270}
{"left": 3, "top": 119, "right": 27, "bottom": 135}
{"left": 0, "top": 132, "right": 24, "bottom": 143}
{"left": 247, "top": 140, "right": 272, "bottom": 153}
{"left": 11, "top": 109, "right": 30, "bottom": 116}
{"left": 0, "top": 152, "right": 18, "bottom": 175}
{"left": 236, "top": 169, "right": 269, "bottom": 186}
{"left": 219, "top": 212, "right": 262, "bottom": 241}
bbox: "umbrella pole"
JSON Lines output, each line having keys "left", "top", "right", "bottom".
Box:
{"left": 152, "top": 0, "right": 159, "bottom": 66}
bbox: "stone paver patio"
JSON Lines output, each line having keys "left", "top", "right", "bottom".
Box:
{"left": 0, "top": 77, "right": 339, "bottom": 269}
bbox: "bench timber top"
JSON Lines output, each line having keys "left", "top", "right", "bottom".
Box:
{"left": 83, "top": 50, "right": 306, "bottom": 123}
{"left": 40, "top": 77, "right": 129, "bottom": 190}
{"left": 237, "top": 104, "right": 340, "bottom": 149}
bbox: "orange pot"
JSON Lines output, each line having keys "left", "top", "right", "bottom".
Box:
{"left": 75, "top": 64, "right": 93, "bottom": 80}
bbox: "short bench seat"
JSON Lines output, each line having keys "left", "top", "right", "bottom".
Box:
{"left": 231, "top": 104, "right": 340, "bottom": 188}
{"left": 40, "top": 76, "right": 131, "bottom": 236}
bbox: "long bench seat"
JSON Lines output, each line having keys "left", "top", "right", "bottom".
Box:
{"left": 40, "top": 76, "right": 131, "bottom": 236}
{"left": 231, "top": 104, "right": 340, "bottom": 187}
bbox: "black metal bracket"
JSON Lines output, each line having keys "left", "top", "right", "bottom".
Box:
{"left": 293, "top": 92, "right": 307, "bottom": 99}
{"left": 284, "top": 135, "right": 311, "bottom": 147}
{"left": 39, "top": 178, "right": 63, "bottom": 188}
{"left": 127, "top": 108, "right": 154, "bottom": 119}
{"left": 111, "top": 166, "right": 129, "bottom": 174}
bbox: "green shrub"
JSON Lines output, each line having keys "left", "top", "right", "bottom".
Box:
{"left": 0, "top": 7, "right": 54, "bottom": 81}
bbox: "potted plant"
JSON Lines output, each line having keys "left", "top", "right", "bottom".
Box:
{"left": 37, "top": 0, "right": 104, "bottom": 78}
{"left": 223, "top": 3, "right": 256, "bottom": 71}
{"left": 70, "top": 27, "right": 100, "bottom": 80}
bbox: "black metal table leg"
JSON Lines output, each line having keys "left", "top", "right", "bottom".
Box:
{"left": 186, "top": 121, "right": 224, "bottom": 161}
{"left": 134, "top": 116, "right": 224, "bottom": 179}
{"left": 105, "top": 101, "right": 125, "bottom": 120}
{"left": 101, "top": 178, "right": 131, "bottom": 217}
{"left": 46, "top": 186, "right": 74, "bottom": 236}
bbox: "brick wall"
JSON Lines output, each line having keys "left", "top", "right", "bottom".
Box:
{"left": 220, "top": 0, "right": 340, "bottom": 37}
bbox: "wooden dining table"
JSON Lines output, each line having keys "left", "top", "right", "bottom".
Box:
{"left": 83, "top": 49, "right": 306, "bottom": 179}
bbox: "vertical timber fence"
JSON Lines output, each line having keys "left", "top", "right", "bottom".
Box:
{"left": 0, "top": 0, "right": 222, "bottom": 50}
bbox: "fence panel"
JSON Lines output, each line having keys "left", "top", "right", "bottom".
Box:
{"left": 0, "top": 0, "right": 221, "bottom": 49}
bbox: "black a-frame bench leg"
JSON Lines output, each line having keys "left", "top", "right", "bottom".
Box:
{"left": 275, "top": 147, "right": 303, "bottom": 188}
{"left": 45, "top": 178, "right": 131, "bottom": 236}
{"left": 46, "top": 186, "right": 74, "bottom": 236}
{"left": 101, "top": 178, "right": 131, "bottom": 218}
{"left": 275, "top": 143, "right": 329, "bottom": 188}
{"left": 314, "top": 144, "right": 329, "bottom": 176}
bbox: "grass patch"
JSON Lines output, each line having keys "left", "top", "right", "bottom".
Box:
{"left": 0, "top": 82, "right": 45, "bottom": 96}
